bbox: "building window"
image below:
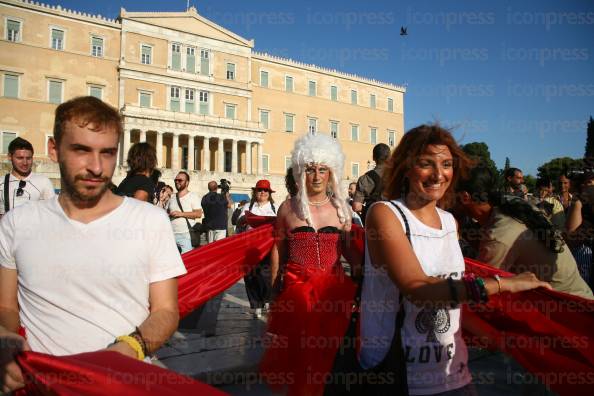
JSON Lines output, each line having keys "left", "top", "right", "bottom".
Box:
{"left": 226, "top": 63, "right": 235, "bottom": 80}
{"left": 141, "top": 45, "right": 152, "bottom": 65}
{"left": 351, "top": 124, "right": 359, "bottom": 141}
{"left": 1, "top": 132, "right": 17, "bottom": 154}
{"left": 370, "top": 128, "right": 377, "bottom": 145}
{"left": 331, "top": 85, "right": 338, "bottom": 101}
{"left": 51, "top": 28, "right": 64, "bottom": 50}
{"left": 225, "top": 104, "right": 236, "bottom": 119}
{"left": 352, "top": 163, "right": 360, "bottom": 179}
{"left": 185, "top": 88, "right": 195, "bottom": 113}
{"left": 199, "top": 91, "right": 209, "bottom": 115}
{"left": 139, "top": 91, "right": 151, "bottom": 108}
{"left": 308, "top": 80, "right": 317, "bottom": 97}
{"left": 370, "top": 94, "right": 376, "bottom": 109}
{"left": 91, "top": 36, "right": 103, "bottom": 57}
{"left": 186, "top": 47, "right": 195, "bottom": 73}
{"left": 88, "top": 85, "right": 102, "bottom": 99}
{"left": 285, "top": 75, "right": 293, "bottom": 92}
{"left": 330, "top": 121, "right": 339, "bottom": 139}
{"left": 388, "top": 98, "right": 394, "bottom": 112}
{"left": 285, "top": 114, "right": 294, "bottom": 133}
{"left": 3, "top": 74, "right": 19, "bottom": 98}
{"left": 351, "top": 90, "right": 358, "bottom": 105}
{"left": 260, "top": 110, "right": 269, "bottom": 129}
{"left": 388, "top": 130, "right": 396, "bottom": 147}
{"left": 285, "top": 156, "right": 292, "bottom": 171}
{"left": 308, "top": 118, "right": 317, "bottom": 135}
{"left": 171, "top": 43, "right": 181, "bottom": 71}
{"left": 262, "top": 154, "right": 270, "bottom": 174}
{"left": 200, "top": 49, "right": 210, "bottom": 75}
{"left": 6, "top": 19, "right": 21, "bottom": 42}
{"left": 260, "top": 70, "right": 269, "bottom": 88}
{"left": 170, "top": 86, "right": 180, "bottom": 112}
{"left": 48, "top": 80, "right": 63, "bottom": 104}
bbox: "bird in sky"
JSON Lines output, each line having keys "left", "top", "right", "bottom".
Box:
{"left": 400, "top": 26, "right": 408, "bottom": 36}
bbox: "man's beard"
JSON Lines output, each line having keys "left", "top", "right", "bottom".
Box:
{"left": 59, "top": 162, "right": 110, "bottom": 204}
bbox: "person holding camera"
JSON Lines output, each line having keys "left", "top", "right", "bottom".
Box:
{"left": 167, "top": 171, "right": 203, "bottom": 253}
{"left": 201, "top": 180, "right": 232, "bottom": 243}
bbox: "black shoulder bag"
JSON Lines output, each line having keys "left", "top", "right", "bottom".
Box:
{"left": 325, "top": 200, "right": 410, "bottom": 396}
{"left": 175, "top": 194, "right": 201, "bottom": 248}
{"left": 4, "top": 174, "right": 11, "bottom": 213}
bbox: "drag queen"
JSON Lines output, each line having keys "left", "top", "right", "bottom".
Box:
{"left": 261, "top": 134, "right": 360, "bottom": 395}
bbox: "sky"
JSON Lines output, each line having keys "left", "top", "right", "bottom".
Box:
{"left": 42, "top": 0, "right": 594, "bottom": 176}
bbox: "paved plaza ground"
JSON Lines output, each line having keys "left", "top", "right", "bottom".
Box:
{"left": 157, "top": 280, "right": 556, "bottom": 396}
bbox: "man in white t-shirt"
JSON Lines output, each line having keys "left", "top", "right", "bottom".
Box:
{"left": 166, "top": 171, "right": 203, "bottom": 253}
{"left": 0, "top": 137, "right": 55, "bottom": 218}
{"left": 0, "top": 96, "right": 186, "bottom": 393}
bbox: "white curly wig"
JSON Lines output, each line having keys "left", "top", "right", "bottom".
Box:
{"left": 290, "top": 134, "right": 351, "bottom": 229}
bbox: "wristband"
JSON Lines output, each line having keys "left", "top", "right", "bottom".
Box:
{"left": 493, "top": 274, "right": 502, "bottom": 294}
{"left": 115, "top": 335, "right": 145, "bottom": 360}
{"left": 476, "top": 277, "right": 489, "bottom": 303}
{"left": 130, "top": 327, "right": 149, "bottom": 356}
{"left": 447, "top": 277, "right": 459, "bottom": 307}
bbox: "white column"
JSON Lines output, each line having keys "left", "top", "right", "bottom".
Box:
{"left": 156, "top": 132, "right": 163, "bottom": 168}
{"left": 139, "top": 130, "right": 146, "bottom": 143}
{"left": 188, "top": 135, "right": 195, "bottom": 171}
{"left": 122, "top": 129, "right": 131, "bottom": 166}
{"left": 172, "top": 133, "right": 179, "bottom": 170}
{"left": 203, "top": 137, "right": 210, "bottom": 171}
{"left": 246, "top": 141, "right": 252, "bottom": 175}
{"left": 218, "top": 138, "right": 224, "bottom": 172}
{"left": 257, "top": 142, "right": 263, "bottom": 175}
{"left": 231, "top": 139, "right": 238, "bottom": 173}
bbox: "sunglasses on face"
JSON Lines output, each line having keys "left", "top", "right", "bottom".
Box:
{"left": 174, "top": 179, "right": 185, "bottom": 183}
{"left": 16, "top": 180, "right": 26, "bottom": 197}
{"left": 256, "top": 188, "right": 269, "bottom": 193}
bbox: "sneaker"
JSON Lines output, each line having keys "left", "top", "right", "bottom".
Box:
{"left": 253, "top": 308, "right": 263, "bottom": 319}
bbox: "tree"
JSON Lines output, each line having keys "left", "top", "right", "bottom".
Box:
{"left": 461, "top": 142, "right": 498, "bottom": 175}
{"left": 504, "top": 157, "right": 510, "bottom": 172}
{"left": 585, "top": 116, "right": 594, "bottom": 158}
{"left": 524, "top": 175, "right": 536, "bottom": 194}
{"left": 537, "top": 157, "right": 583, "bottom": 182}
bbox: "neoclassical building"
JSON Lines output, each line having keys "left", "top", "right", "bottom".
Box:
{"left": 0, "top": 0, "right": 405, "bottom": 198}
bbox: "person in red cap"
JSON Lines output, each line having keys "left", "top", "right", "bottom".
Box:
{"left": 237, "top": 180, "right": 277, "bottom": 318}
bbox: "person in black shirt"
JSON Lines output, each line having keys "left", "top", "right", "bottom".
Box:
{"left": 116, "top": 142, "right": 157, "bottom": 202}
{"left": 201, "top": 180, "right": 231, "bottom": 243}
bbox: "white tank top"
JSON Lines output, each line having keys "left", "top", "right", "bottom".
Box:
{"left": 359, "top": 200, "right": 471, "bottom": 395}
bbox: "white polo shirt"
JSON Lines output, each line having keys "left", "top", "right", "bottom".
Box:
{"left": 0, "top": 172, "right": 55, "bottom": 215}
{"left": 0, "top": 196, "right": 187, "bottom": 356}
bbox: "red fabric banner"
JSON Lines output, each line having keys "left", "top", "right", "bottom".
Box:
{"left": 16, "top": 351, "right": 226, "bottom": 395}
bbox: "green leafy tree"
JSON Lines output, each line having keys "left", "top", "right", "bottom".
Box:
{"left": 537, "top": 157, "right": 583, "bottom": 182}
{"left": 585, "top": 116, "right": 594, "bottom": 158}
{"left": 461, "top": 142, "right": 498, "bottom": 175}
{"left": 524, "top": 175, "right": 536, "bottom": 194}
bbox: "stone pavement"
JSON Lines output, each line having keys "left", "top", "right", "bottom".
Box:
{"left": 157, "top": 280, "right": 555, "bottom": 395}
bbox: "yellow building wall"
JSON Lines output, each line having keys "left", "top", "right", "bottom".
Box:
{"left": 124, "top": 32, "right": 168, "bottom": 69}
{"left": 123, "top": 79, "right": 166, "bottom": 109}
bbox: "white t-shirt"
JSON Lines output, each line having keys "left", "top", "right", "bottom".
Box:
{"left": 166, "top": 191, "right": 202, "bottom": 234}
{"left": 0, "top": 196, "right": 187, "bottom": 356}
{"left": 0, "top": 172, "right": 55, "bottom": 215}
{"left": 359, "top": 200, "right": 471, "bottom": 395}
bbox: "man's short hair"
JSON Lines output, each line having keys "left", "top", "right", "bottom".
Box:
{"left": 8, "top": 137, "right": 34, "bottom": 155}
{"left": 504, "top": 167, "right": 522, "bottom": 180}
{"left": 53, "top": 96, "right": 122, "bottom": 147}
{"left": 372, "top": 143, "right": 391, "bottom": 162}
{"left": 349, "top": 182, "right": 357, "bottom": 188}
{"left": 177, "top": 171, "right": 190, "bottom": 182}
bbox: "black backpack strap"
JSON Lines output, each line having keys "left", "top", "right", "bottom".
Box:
{"left": 175, "top": 194, "right": 193, "bottom": 233}
{"left": 271, "top": 202, "right": 276, "bottom": 214}
{"left": 4, "top": 174, "right": 10, "bottom": 213}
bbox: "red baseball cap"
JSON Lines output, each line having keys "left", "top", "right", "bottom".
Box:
{"left": 253, "top": 179, "right": 275, "bottom": 192}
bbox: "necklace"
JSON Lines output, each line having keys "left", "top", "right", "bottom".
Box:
{"left": 309, "top": 196, "right": 330, "bottom": 206}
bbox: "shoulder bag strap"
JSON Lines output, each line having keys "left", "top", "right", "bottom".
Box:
{"left": 175, "top": 194, "right": 193, "bottom": 233}
{"left": 388, "top": 200, "right": 410, "bottom": 329}
{"left": 4, "top": 174, "right": 10, "bottom": 213}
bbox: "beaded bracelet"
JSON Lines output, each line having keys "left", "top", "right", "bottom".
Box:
{"left": 130, "top": 327, "right": 149, "bottom": 357}
{"left": 475, "top": 277, "right": 489, "bottom": 303}
{"left": 463, "top": 273, "right": 480, "bottom": 302}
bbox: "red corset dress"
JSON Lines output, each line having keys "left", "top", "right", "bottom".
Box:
{"left": 260, "top": 226, "right": 357, "bottom": 396}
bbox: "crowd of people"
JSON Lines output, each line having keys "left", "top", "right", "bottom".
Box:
{"left": 0, "top": 95, "right": 592, "bottom": 395}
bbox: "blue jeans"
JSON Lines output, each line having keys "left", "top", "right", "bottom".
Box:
{"left": 175, "top": 233, "right": 193, "bottom": 254}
